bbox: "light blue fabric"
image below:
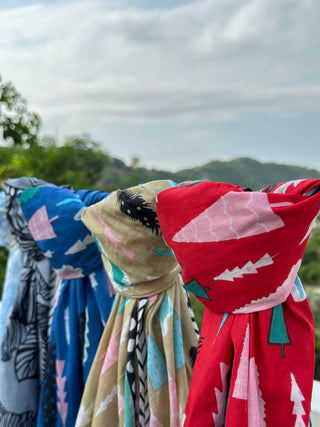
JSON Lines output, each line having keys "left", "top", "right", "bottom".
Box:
{"left": 0, "top": 192, "right": 25, "bottom": 351}
{"left": 0, "top": 177, "right": 58, "bottom": 427}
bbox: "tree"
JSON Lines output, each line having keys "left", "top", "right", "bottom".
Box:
{"left": 268, "top": 304, "right": 290, "bottom": 358}
{"left": 0, "top": 75, "right": 40, "bottom": 147}
{"left": 35, "top": 134, "right": 111, "bottom": 189}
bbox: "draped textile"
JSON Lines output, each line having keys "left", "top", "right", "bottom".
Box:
{"left": 75, "top": 180, "right": 199, "bottom": 427}
{"left": 0, "top": 178, "right": 59, "bottom": 427}
{"left": 0, "top": 192, "right": 25, "bottom": 348}
{"left": 18, "top": 185, "right": 115, "bottom": 427}
{"left": 156, "top": 179, "right": 320, "bottom": 427}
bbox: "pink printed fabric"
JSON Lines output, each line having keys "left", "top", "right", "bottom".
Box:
{"left": 157, "top": 179, "right": 320, "bottom": 426}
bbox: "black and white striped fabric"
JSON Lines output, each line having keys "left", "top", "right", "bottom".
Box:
{"left": 125, "top": 298, "right": 149, "bottom": 426}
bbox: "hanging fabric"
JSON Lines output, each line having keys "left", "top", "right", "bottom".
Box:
{"left": 0, "top": 177, "right": 59, "bottom": 426}
{"left": 75, "top": 180, "right": 199, "bottom": 427}
{"left": 0, "top": 191, "right": 25, "bottom": 349}
{"left": 157, "top": 178, "right": 320, "bottom": 427}
{"left": 18, "top": 185, "right": 115, "bottom": 427}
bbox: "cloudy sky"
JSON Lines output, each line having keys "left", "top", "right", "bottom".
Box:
{"left": 0, "top": 0, "right": 319, "bottom": 171}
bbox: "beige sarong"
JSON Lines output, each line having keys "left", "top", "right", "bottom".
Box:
{"left": 75, "top": 180, "right": 199, "bottom": 427}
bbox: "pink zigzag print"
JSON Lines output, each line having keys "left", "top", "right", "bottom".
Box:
{"left": 212, "top": 362, "right": 230, "bottom": 427}
{"left": 290, "top": 373, "right": 306, "bottom": 427}
{"left": 214, "top": 253, "right": 274, "bottom": 282}
{"left": 101, "top": 328, "right": 121, "bottom": 375}
{"left": 233, "top": 260, "right": 301, "bottom": 313}
{"left": 168, "top": 370, "right": 180, "bottom": 427}
{"left": 56, "top": 359, "right": 69, "bottom": 426}
{"left": 93, "top": 206, "right": 135, "bottom": 260}
{"left": 248, "top": 358, "right": 266, "bottom": 427}
{"left": 232, "top": 325, "right": 267, "bottom": 427}
{"left": 173, "top": 192, "right": 290, "bottom": 243}
{"left": 232, "top": 323, "right": 250, "bottom": 400}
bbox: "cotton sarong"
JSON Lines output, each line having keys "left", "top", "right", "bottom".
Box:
{"left": 157, "top": 179, "right": 320, "bottom": 427}
{"left": 0, "top": 177, "right": 59, "bottom": 426}
{"left": 18, "top": 185, "right": 115, "bottom": 427}
{"left": 75, "top": 180, "right": 199, "bottom": 427}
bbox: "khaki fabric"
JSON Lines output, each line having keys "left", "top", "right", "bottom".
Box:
{"left": 75, "top": 180, "right": 199, "bottom": 427}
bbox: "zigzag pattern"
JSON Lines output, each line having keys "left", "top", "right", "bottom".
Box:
{"left": 136, "top": 298, "right": 150, "bottom": 426}
{"left": 125, "top": 304, "right": 138, "bottom": 421}
{"left": 124, "top": 298, "right": 150, "bottom": 426}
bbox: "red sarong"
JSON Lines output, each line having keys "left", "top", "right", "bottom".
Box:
{"left": 157, "top": 179, "right": 320, "bottom": 426}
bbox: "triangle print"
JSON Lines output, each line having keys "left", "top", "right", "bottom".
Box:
{"left": 28, "top": 205, "right": 58, "bottom": 240}
{"left": 185, "top": 279, "right": 210, "bottom": 300}
{"left": 173, "top": 191, "right": 291, "bottom": 243}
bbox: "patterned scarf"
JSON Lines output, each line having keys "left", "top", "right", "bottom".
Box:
{"left": 0, "top": 192, "right": 25, "bottom": 349}
{"left": 75, "top": 180, "right": 199, "bottom": 427}
{"left": 0, "top": 177, "right": 59, "bottom": 427}
{"left": 157, "top": 179, "right": 320, "bottom": 427}
{"left": 17, "top": 185, "right": 115, "bottom": 427}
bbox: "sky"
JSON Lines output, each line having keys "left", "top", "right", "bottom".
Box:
{"left": 0, "top": 0, "right": 319, "bottom": 171}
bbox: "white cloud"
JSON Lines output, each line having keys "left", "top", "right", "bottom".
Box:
{"left": 1, "top": 1, "right": 319, "bottom": 107}
{"left": 0, "top": 0, "right": 319, "bottom": 170}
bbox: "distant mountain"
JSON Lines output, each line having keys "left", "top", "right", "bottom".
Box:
{"left": 104, "top": 156, "right": 320, "bottom": 191}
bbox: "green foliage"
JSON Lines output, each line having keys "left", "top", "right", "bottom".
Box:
{"left": 0, "top": 133, "right": 113, "bottom": 294}
{"left": 299, "top": 263, "right": 320, "bottom": 285}
{"left": 0, "top": 75, "right": 40, "bottom": 147}
{"left": 36, "top": 134, "right": 110, "bottom": 189}
{"left": 299, "top": 225, "right": 320, "bottom": 285}
{"left": 189, "top": 294, "right": 205, "bottom": 330}
{"left": 0, "top": 134, "right": 111, "bottom": 190}
{"left": 307, "top": 297, "right": 320, "bottom": 381}
{"left": 316, "top": 337, "right": 320, "bottom": 380}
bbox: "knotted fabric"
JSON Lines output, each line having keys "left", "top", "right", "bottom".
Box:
{"left": 157, "top": 179, "right": 320, "bottom": 427}
{"left": 0, "top": 177, "right": 59, "bottom": 426}
{"left": 18, "top": 185, "right": 115, "bottom": 427}
{"left": 75, "top": 180, "right": 199, "bottom": 427}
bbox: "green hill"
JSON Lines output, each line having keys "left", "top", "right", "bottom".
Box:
{"left": 106, "top": 156, "right": 320, "bottom": 191}
{"left": 1, "top": 140, "right": 319, "bottom": 191}
{"left": 172, "top": 157, "right": 320, "bottom": 190}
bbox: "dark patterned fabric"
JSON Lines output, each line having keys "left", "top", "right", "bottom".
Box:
{"left": 0, "top": 178, "right": 58, "bottom": 427}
